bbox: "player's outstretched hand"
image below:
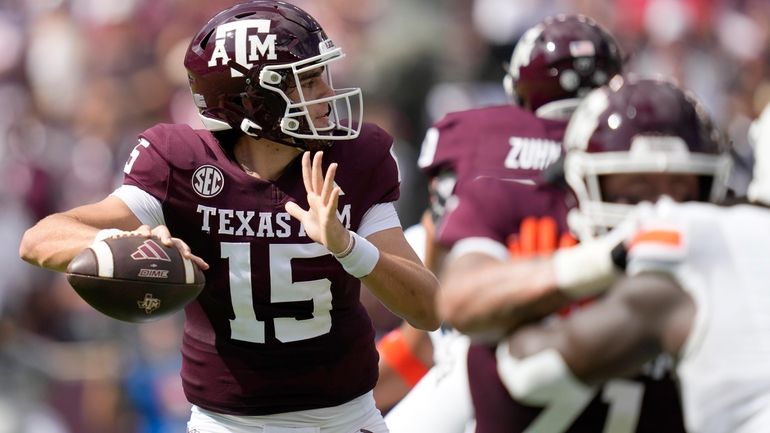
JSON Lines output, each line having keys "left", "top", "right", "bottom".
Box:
{"left": 285, "top": 151, "right": 350, "bottom": 254}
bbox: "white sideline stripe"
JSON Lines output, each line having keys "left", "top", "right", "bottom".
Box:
{"left": 183, "top": 257, "right": 194, "bottom": 284}
{"left": 91, "top": 241, "right": 115, "bottom": 278}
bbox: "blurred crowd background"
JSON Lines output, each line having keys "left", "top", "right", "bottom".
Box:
{"left": 2, "top": 0, "right": 769, "bottom": 432}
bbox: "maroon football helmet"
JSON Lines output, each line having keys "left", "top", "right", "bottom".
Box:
{"left": 504, "top": 14, "right": 623, "bottom": 113}
{"left": 563, "top": 75, "right": 733, "bottom": 238}
{"left": 184, "top": 0, "right": 362, "bottom": 149}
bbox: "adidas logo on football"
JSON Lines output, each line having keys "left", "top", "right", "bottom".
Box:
{"left": 131, "top": 240, "right": 172, "bottom": 262}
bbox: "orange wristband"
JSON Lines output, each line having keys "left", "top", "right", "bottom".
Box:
{"left": 377, "top": 328, "right": 429, "bottom": 387}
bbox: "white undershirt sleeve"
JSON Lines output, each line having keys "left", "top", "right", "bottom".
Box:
{"left": 110, "top": 184, "right": 165, "bottom": 227}
{"left": 358, "top": 202, "right": 402, "bottom": 238}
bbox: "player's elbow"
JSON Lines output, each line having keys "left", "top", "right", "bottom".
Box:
{"left": 19, "top": 226, "right": 65, "bottom": 272}
{"left": 406, "top": 297, "right": 441, "bottom": 331}
{"left": 407, "top": 318, "right": 440, "bottom": 332}
{"left": 19, "top": 227, "right": 42, "bottom": 266}
{"left": 408, "top": 311, "right": 440, "bottom": 331}
{"left": 407, "top": 282, "right": 441, "bottom": 331}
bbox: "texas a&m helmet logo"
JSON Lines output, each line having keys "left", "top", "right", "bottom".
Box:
{"left": 192, "top": 165, "right": 224, "bottom": 198}
{"left": 208, "top": 19, "right": 277, "bottom": 77}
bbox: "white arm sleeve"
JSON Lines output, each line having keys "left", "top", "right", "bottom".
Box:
{"left": 358, "top": 202, "right": 401, "bottom": 238}
{"left": 110, "top": 184, "right": 165, "bottom": 227}
{"left": 496, "top": 342, "right": 595, "bottom": 406}
{"left": 448, "top": 237, "right": 509, "bottom": 262}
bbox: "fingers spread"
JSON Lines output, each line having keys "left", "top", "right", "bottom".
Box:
{"left": 285, "top": 201, "right": 306, "bottom": 221}
{"left": 301, "top": 151, "right": 313, "bottom": 193}
{"left": 312, "top": 151, "right": 325, "bottom": 193}
{"left": 321, "top": 163, "right": 337, "bottom": 204}
{"left": 328, "top": 187, "right": 341, "bottom": 217}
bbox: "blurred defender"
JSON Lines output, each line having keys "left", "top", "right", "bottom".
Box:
{"left": 378, "top": 14, "right": 624, "bottom": 433}
{"left": 438, "top": 76, "right": 731, "bottom": 432}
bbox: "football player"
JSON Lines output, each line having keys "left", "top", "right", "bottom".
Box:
{"left": 378, "top": 14, "right": 624, "bottom": 433}
{"left": 18, "top": 2, "right": 439, "bottom": 432}
{"left": 441, "top": 87, "right": 770, "bottom": 433}
{"left": 492, "top": 194, "right": 770, "bottom": 433}
{"left": 437, "top": 76, "right": 732, "bottom": 432}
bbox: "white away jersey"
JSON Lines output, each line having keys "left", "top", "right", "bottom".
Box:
{"left": 627, "top": 199, "right": 770, "bottom": 433}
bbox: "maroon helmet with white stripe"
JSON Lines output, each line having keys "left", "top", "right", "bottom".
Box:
{"left": 562, "top": 75, "right": 733, "bottom": 238}
{"left": 503, "top": 14, "right": 623, "bottom": 113}
{"left": 183, "top": 0, "right": 362, "bottom": 149}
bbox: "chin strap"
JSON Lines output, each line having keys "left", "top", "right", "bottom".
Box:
{"left": 239, "top": 117, "right": 331, "bottom": 151}
{"left": 240, "top": 118, "right": 263, "bottom": 137}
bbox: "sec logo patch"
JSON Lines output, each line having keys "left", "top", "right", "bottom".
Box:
{"left": 192, "top": 165, "right": 224, "bottom": 198}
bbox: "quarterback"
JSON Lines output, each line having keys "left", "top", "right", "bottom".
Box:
{"left": 20, "top": 2, "right": 439, "bottom": 432}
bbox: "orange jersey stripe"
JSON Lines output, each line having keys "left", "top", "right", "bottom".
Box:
{"left": 630, "top": 229, "right": 682, "bottom": 250}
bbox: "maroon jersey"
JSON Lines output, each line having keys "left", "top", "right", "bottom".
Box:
{"left": 437, "top": 177, "right": 686, "bottom": 433}
{"left": 123, "top": 123, "right": 399, "bottom": 415}
{"left": 437, "top": 177, "right": 572, "bottom": 248}
{"left": 417, "top": 105, "right": 565, "bottom": 200}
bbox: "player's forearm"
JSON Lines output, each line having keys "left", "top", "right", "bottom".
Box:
{"left": 362, "top": 254, "right": 440, "bottom": 331}
{"left": 19, "top": 213, "right": 101, "bottom": 272}
{"left": 439, "top": 252, "right": 508, "bottom": 337}
{"left": 439, "top": 254, "right": 568, "bottom": 339}
{"left": 502, "top": 259, "right": 574, "bottom": 326}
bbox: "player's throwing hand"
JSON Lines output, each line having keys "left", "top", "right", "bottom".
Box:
{"left": 286, "top": 151, "right": 351, "bottom": 255}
